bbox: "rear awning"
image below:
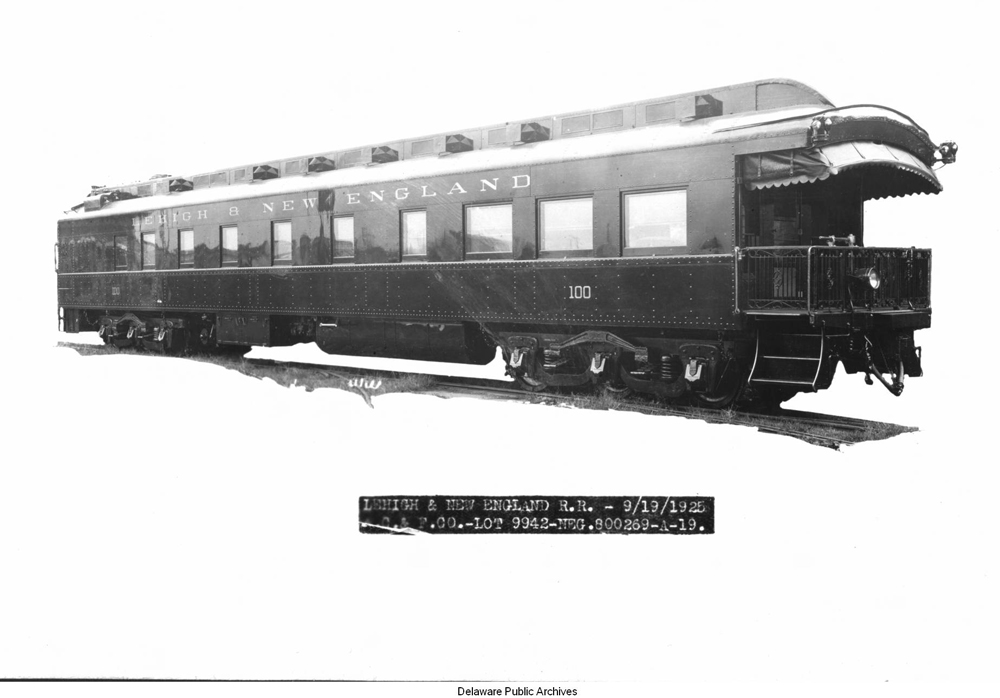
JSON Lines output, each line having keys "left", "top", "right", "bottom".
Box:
{"left": 742, "top": 141, "right": 942, "bottom": 200}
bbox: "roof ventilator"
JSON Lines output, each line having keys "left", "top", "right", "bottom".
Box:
{"left": 169, "top": 178, "right": 193, "bottom": 193}
{"left": 679, "top": 94, "right": 723, "bottom": 121}
{"left": 695, "top": 94, "right": 723, "bottom": 118}
{"left": 78, "top": 188, "right": 137, "bottom": 212}
{"left": 519, "top": 122, "right": 550, "bottom": 143}
{"left": 252, "top": 164, "right": 280, "bottom": 181}
{"left": 445, "top": 134, "right": 474, "bottom": 153}
{"left": 371, "top": 146, "right": 399, "bottom": 164}
{"left": 307, "top": 156, "right": 336, "bottom": 173}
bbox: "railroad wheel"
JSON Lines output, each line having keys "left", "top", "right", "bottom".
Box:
{"left": 156, "top": 328, "right": 190, "bottom": 356}
{"left": 602, "top": 383, "right": 633, "bottom": 398}
{"left": 515, "top": 352, "right": 549, "bottom": 392}
{"left": 110, "top": 324, "right": 141, "bottom": 350}
{"left": 693, "top": 357, "right": 745, "bottom": 409}
{"left": 503, "top": 347, "right": 548, "bottom": 393}
{"left": 196, "top": 327, "right": 216, "bottom": 351}
{"left": 514, "top": 373, "right": 548, "bottom": 393}
{"left": 600, "top": 355, "right": 633, "bottom": 398}
{"left": 740, "top": 385, "right": 797, "bottom": 413}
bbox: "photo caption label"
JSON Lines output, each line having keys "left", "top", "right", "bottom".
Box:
{"left": 358, "top": 496, "right": 714, "bottom": 535}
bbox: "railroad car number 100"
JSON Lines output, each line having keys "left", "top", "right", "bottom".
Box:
{"left": 568, "top": 285, "right": 592, "bottom": 299}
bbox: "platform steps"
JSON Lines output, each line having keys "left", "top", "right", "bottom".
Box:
{"left": 748, "top": 331, "right": 825, "bottom": 391}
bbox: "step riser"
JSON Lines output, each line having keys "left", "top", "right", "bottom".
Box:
{"left": 750, "top": 332, "right": 825, "bottom": 389}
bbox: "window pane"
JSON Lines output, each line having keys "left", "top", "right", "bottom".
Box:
{"left": 410, "top": 139, "right": 434, "bottom": 156}
{"left": 593, "top": 109, "right": 623, "bottom": 130}
{"left": 488, "top": 128, "right": 507, "bottom": 145}
{"left": 540, "top": 198, "right": 592, "bottom": 251}
{"left": 114, "top": 236, "right": 128, "bottom": 270}
{"left": 179, "top": 229, "right": 194, "bottom": 267}
{"left": 333, "top": 216, "right": 354, "bottom": 257}
{"left": 402, "top": 210, "right": 426, "bottom": 256}
{"left": 273, "top": 221, "right": 292, "bottom": 264}
{"left": 466, "top": 204, "right": 513, "bottom": 253}
{"left": 562, "top": 115, "right": 591, "bottom": 134}
{"left": 142, "top": 233, "right": 156, "bottom": 269}
{"left": 221, "top": 226, "right": 238, "bottom": 265}
{"left": 625, "top": 190, "right": 687, "bottom": 248}
{"left": 646, "top": 102, "right": 676, "bottom": 122}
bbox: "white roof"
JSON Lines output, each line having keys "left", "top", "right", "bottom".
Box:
{"left": 62, "top": 104, "right": 925, "bottom": 222}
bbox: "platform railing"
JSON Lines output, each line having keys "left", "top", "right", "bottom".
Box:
{"left": 738, "top": 246, "right": 931, "bottom": 313}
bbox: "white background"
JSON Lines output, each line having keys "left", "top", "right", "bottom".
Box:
{"left": 1, "top": 1, "right": 996, "bottom": 695}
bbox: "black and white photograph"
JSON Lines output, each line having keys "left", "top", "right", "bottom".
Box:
{"left": 2, "top": 1, "right": 996, "bottom": 696}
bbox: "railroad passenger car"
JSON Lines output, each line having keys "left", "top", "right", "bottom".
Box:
{"left": 56, "top": 78, "right": 957, "bottom": 407}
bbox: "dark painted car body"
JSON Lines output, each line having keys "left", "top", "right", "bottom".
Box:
{"left": 57, "top": 78, "right": 952, "bottom": 404}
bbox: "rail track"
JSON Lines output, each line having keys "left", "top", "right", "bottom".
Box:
{"left": 58, "top": 341, "right": 915, "bottom": 448}
{"left": 426, "top": 379, "right": 907, "bottom": 448}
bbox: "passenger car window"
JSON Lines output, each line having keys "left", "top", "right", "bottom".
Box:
{"left": 540, "top": 198, "right": 593, "bottom": 252}
{"left": 221, "top": 226, "right": 238, "bottom": 266}
{"left": 624, "top": 190, "right": 687, "bottom": 249}
{"left": 272, "top": 220, "right": 292, "bottom": 265}
{"left": 402, "top": 210, "right": 427, "bottom": 257}
{"left": 179, "top": 229, "right": 194, "bottom": 267}
{"left": 142, "top": 233, "right": 156, "bottom": 269}
{"left": 333, "top": 216, "right": 354, "bottom": 259}
{"left": 466, "top": 203, "right": 513, "bottom": 254}
{"left": 114, "top": 236, "right": 128, "bottom": 270}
